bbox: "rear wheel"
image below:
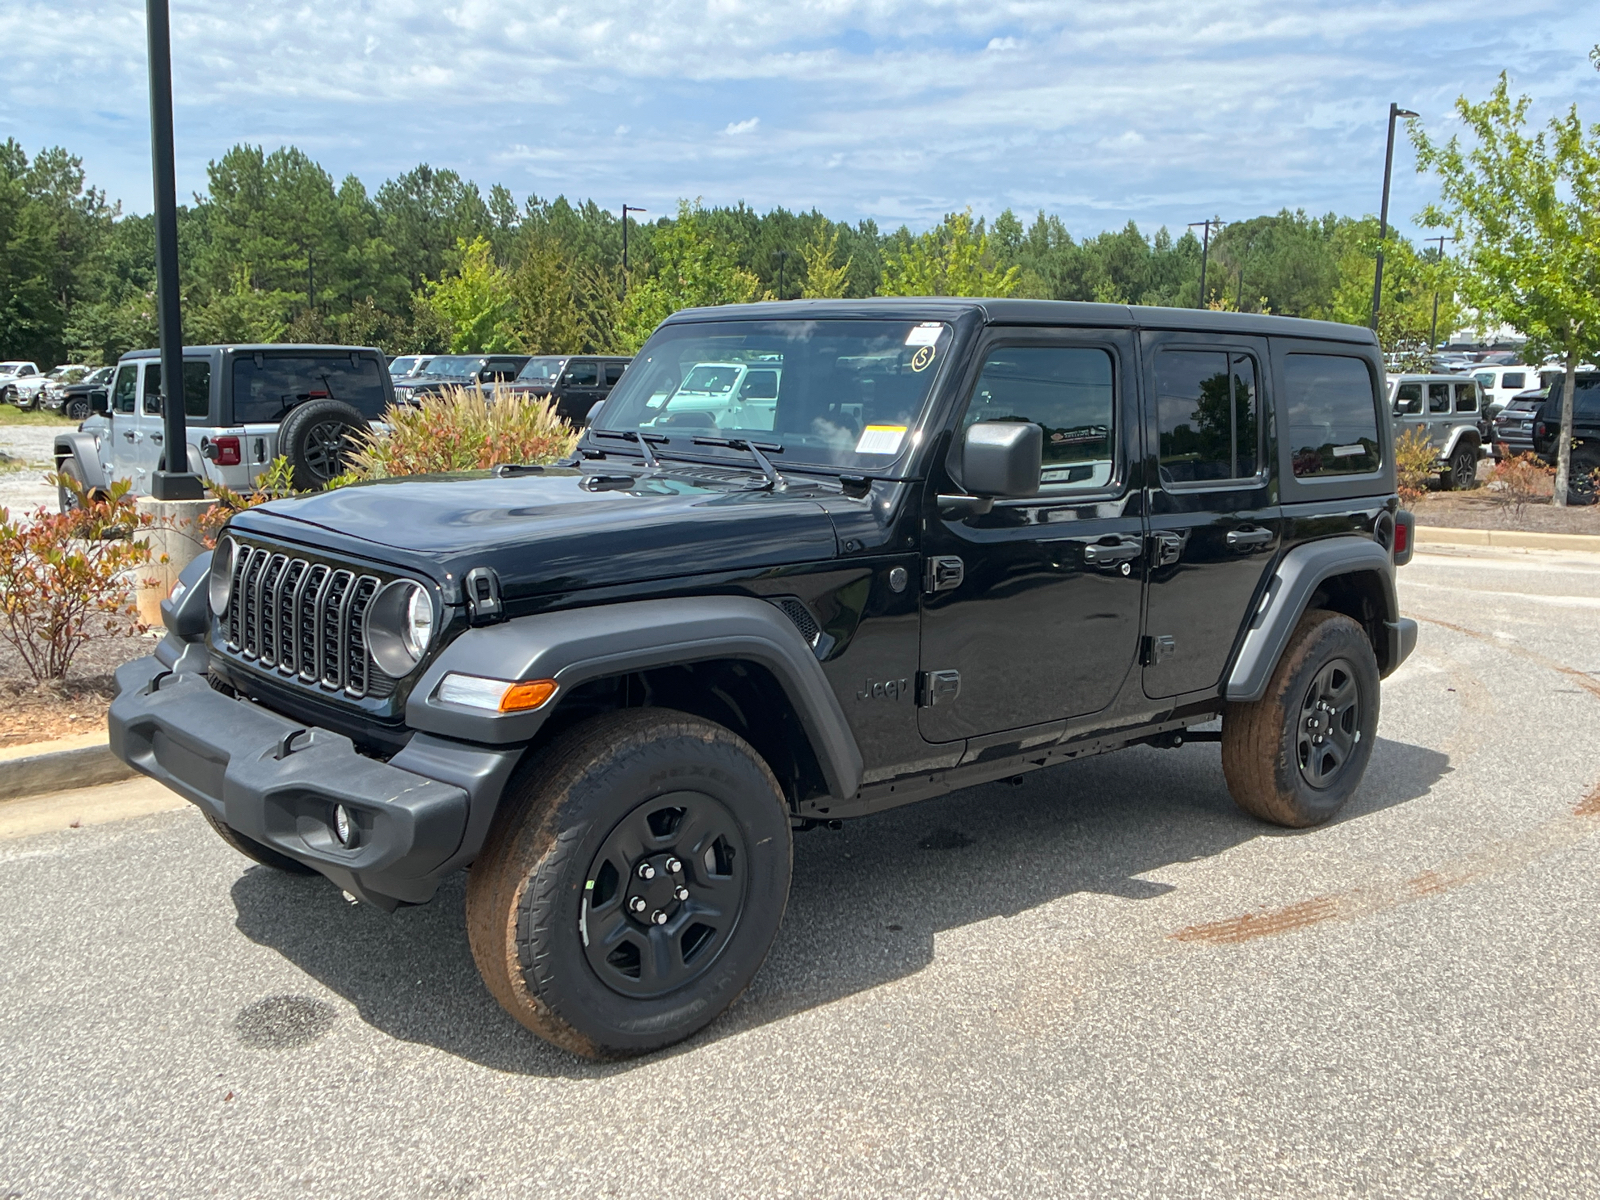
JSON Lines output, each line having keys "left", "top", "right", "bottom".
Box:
{"left": 203, "top": 812, "right": 317, "bottom": 874}
{"left": 1447, "top": 443, "right": 1478, "bottom": 490}
{"left": 466, "top": 708, "right": 792, "bottom": 1058}
{"left": 1566, "top": 445, "right": 1600, "bottom": 506}
{"left": 1222, "top": 609, "right": 1380, "bottom": 828}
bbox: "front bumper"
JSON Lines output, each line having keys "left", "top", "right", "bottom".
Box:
{"left": 109, "top": 655, "right": 505, "bottom": 908}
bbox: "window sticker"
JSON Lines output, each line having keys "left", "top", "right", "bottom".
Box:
{"left": 910, "top": 345, "right": 937, "bottom": 372}
{"left": 855, "top": 424, "right": 907, "bottom": 455}
{"left": 1332, "top": 444, "right": 1366, "bottom": 458}
{"left": 905, "top": 323, "right": 944, "bottom": 347}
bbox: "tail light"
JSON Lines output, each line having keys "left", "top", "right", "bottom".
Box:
{"left": 210, "top": 436, "right": 241, "bottom": 466}
{"left": 1393, "top": 509, "right": 1414, "bottom": 567}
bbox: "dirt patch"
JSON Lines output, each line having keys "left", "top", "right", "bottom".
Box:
{"left": 0, "top": 632, "right": 154, "bottom": 748}
{"left": 1409, "top": 476, "right": 1600, "bottom": 534}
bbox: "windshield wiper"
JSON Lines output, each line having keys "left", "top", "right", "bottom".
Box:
{"left": 692, "top": 436, "right": 786, "bottom": 490}
{"left": 591, "top": 428, "right": 665, "bottom": 467}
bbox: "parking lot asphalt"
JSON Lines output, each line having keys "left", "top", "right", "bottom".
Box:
{"left": 2, "top": 544, "right": 1597, "bottom": 1199}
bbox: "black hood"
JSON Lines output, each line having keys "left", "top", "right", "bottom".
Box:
{"left": 232, "top": 468, "right": 839, "bottom": 603}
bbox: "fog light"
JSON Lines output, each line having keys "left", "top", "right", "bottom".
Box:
{"left": 333, "top": 804, "right": 356, "bottom": 847}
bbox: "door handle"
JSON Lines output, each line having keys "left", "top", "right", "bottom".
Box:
{"left": 1226, "top": 527, "right": 1274, "bottom": 549}
{"left": 150, "top": 433, "right": 163, "bottom": 444}
{"left": 123, "top": 431, "right": 137, "bottom": 441}
{"left": 1082, "top": 538, "right": 1142, "bottom": 566}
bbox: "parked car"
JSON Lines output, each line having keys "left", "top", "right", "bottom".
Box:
{"left": 1531, "top": 370, "right": 1600, "bottom": 504}
{"left": 52, "top": 344, "right": 393, "bottom": 507}
{"left": 1461, "top": 364, "right": 1535, "bottom": 423}
{"left": 109, "top": 299, "right": 1416, "bottom": 1059}
{"left": 389, "top": 355, "right": 436, "bottom": 379}
{"left": 46, "top": 365, "right": 114, "bottom": 421}
{"left": 392, "top": 354, "right": 529, "bottom": 404}
{"left": 0, "top": 361, "right": 41, "bottom": 406}
{"left": 1387, "top": 373, "right": 1486, "bottom": 488}
{"left": 1490, "top": 389, "right": 1549, "bottom": 459}
{"left": 498, "top": 355, "right": 632, "bottom": 426}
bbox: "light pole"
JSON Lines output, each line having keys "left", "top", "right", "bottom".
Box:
{"left": 1425, "top": 233, "right": 1455, "bottom": 351}
{"left": 620, "top": 205, "right": 646, "bottom": 300}
{"left": 772, "top": 249, "right": 796, "bottom": 301}
{"left": 146, "top": 0, "right": 201, "bottom": 500}
{"left": 1188, "top": 219, "right": 1221, "bottom": 309}
{"left": 1370, "top": 102, "right": 1420, "bottom": 333}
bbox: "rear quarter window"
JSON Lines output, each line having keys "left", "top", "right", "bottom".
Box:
{"left": 231, "top": 354, "right": 388, "bottom": 423}
{"left": 1283, "top": 354, "right": 1381, "bottom": 478}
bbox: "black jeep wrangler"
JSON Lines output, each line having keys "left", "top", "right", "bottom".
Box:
{"left": 110, "top": 299, "right": 1416, "bottom": 1058}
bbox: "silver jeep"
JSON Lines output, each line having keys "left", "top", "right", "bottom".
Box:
{"left": 1387, "top": 373, "right": 1486, "bottom": 490}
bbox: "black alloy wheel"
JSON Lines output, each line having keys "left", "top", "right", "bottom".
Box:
{"left": 581, "top": 792, "right": 748, "bottom": 998}
{"left": 65, "top": 396, "right": 91, "bottom": 421}
{"left": 1296, "top": 659, "right": 1362, "bottom": 790}
{"left": 301, "top": 419, "right": 350, "bottom": 481}
{"left": 1567, "top": 447, "right": 1600, "bottom": 506}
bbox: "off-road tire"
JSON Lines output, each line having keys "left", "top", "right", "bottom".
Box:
{"left": 203, "top": 812, "right": 317, "bottom": 874}
{"left": 277, "top": 398, "right": 366, "bottom": 490}
{"left": 65, "top": 395, "right": 91, "bottom": 421}
{"left": 56, "top": 457, "right": 87, "bottom": 514}
{"left": 1565, "top": 445, "right": 1599, "bottom": 506}
{"left": 1221, "top": 609, "right": 1380, "bottom": 828}
{"left": 466, "top": 708, "right": 793, "bottom": 1059}
{"left": 1446, "top": 443, "right": 1478, "bottom": 490}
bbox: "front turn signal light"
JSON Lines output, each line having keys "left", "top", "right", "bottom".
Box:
{"left": 436, "top": 673, "right": 558, "bottom": 713}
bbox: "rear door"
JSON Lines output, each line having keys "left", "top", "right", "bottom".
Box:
{"left": 1140, "top": 332, "right": 1279, "bottom": 698}
{"left": 917, "top": 327, "right": 1145, "bottom": 743}
{"left": 557, "top": 359, "right": 604, "bottom": 424}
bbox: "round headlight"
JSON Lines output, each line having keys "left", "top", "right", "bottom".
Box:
{"left": 209, "top": 537, "right": 235, "bottom": 617}
{"left": 365, "top": 579, "right": 435, "bottom": 677}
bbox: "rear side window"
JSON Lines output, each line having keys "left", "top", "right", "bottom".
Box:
{"left": 1283, "top": 354, "right": 1381, "bottom": 478}
{"left": 143, "top": 361, "right": 212, "bottom": 419}
{"left": 1154, "top": 349, "right": 1260, "bottom": 484}
{"left": 231, "top": 354, "right": 387, "bottom": 423}
{"left": 604, "top": 363, "right": 626, "bottom": 386}
{"left": 1503, "top": 372, "right": 1526, "bottom": 390}
{"left": 962, "top": 346, "right": 1115, "bottom": 490}
{"left": 1454, "top": 383, "right": 1478, "bottom": 413}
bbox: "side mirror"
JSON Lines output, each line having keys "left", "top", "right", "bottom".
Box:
{"left": 584, "top": 400, "right": 605, "bottom": 427}
{"left": 963, "top": 421, "right": 1042, "bottom": 498}
{"left": 89, "top": 390, "right": 110, "bottom": 416}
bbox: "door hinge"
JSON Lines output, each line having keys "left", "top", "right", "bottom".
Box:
{"left": 924, "top": 555, "right": 964, "bottom": 593}
{"left": 463, "top": 565, "right": 504, "bottom": 625}
{"left": 1152, "top": 530, "right": 1185, "bottom": 567}
{"left": 917, "top": 669, "right": 961, "bottom": 708}
{"left": 1141, "top": 635, "right": 1176, "bottom": 666}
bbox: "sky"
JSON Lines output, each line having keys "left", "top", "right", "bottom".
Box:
{"left": 2, "top": 0, "right": 1595, "bottom": 242}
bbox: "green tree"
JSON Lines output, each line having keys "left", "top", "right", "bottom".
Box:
{"left": 376, "top": 165, "right": 492, "bottom": 291}
{"left": 880, "top": 209, "right": 1019, "bottom": 297}
{"left": 418, "top": 235, "right": 517, "bottom": 353}
{"left": 1326, "top": 218, "right": 1460, "bottom": 362}
{"left": 799, "top": 227, "right": 852, "bottom": 298}
{"left": 1413, "top": 75, "right": 1600, "bottom": 504}
{"left": 616, "top": 201, "right": 759, "bottom": 350}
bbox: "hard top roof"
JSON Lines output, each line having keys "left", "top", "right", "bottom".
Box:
{"left": 664, "top": 297, "right": 1378, "bottom": 346}
{"left": 119, "top": 344, "right": 383, "bottom": 360}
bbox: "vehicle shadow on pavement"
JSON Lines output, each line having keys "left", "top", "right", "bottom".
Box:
{"left": 229, "top": 735, "right": 1448, "bottom": 1076}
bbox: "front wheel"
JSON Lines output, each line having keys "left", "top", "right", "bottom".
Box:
{"left": 1221, "top": 609, "right": 1380, "bottom": 828}
{"left": 65, "top": 396, "right": 91, "bottom": 421}
{"left": 466, "top": 709, "right": 793, "bottom": 1058}
{"left": 1446, "top": 443, "right": 1478, "bottom": 490}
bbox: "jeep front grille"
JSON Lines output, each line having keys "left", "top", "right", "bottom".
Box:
{"left": 223, "top": 543, "right": 392, "bottom": 700}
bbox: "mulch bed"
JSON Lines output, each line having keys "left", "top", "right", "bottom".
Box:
{"left": 0, "top": 632, "right": 156, "bottom": 748}
{"left": 1408, "top": 485, "right": 1600, "bottom": 534}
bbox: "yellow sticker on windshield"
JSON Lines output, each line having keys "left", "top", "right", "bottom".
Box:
{"left": 855, "top": 425, "right": 907, "bottom": 455}
{"left": 910, "top": 345, "right": 936, "bottom": 372}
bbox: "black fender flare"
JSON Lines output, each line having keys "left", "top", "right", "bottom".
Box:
{"left": 406, "top": 596, "right": 865, "bottom": 802}
{"left": 1224, "top": 537, "right": 1415, "bottom": 703}
{"left": 52, "top": 430, "right": 109, "bottom": 492}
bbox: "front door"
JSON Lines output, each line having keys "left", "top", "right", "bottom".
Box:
{"left": 106, "top": 362, "right": 143, "bottom": 487}
{"left": 918, "top": 330, "right": 1145, "bottom": 744}
{"left": 1141, "top": 332, "right": 1280, "bottom": 698}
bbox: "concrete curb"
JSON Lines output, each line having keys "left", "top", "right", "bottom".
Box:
{"left": 1416, "top": 525, "right": 1600, "bottom": 553}
{"left": 0, "top": 734, "right": 135, "bottom": 802}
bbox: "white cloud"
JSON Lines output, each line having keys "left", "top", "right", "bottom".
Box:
{"left": 723, "top": 117, "right": 761, "bottom": 136}
{"left": 986, "top": 37, "right": 1020, "bottom": 51}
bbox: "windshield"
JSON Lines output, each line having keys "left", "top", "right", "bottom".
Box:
{"left": 390, "top": 356, "right": 419, "bottom": 375}
{"left": 516, "top": 356, "right": 568, "bottom": 382}
{"left": 592, "top": 319, "right": 952, "bottom": 471}
{"left": 418, "top": 355, "right": 483, "bottom": 377}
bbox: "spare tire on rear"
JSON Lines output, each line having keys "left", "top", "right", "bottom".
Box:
{"left": 277, "top": 398, "right": 367, "bottom": 490}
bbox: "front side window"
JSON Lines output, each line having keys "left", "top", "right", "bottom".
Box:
{"left": 1284, "top": 354, "right": 1381, "bottom": 478}
{"left": 1427, "top": 382, "right": 1451, "bottom": 414}
{"left": 566, "top": 361, "right": 600, "bottom": 387}
{"left": 1154, "top": 350, "right": 1259, "bottom": 484}
{"left": 963, "top": 346, "right": 1115, "bottom": 490}
{"left": 1393, "top": 382, "right": 1423, "bottom": 414}
{"left": 231, "top": 354, "right": 387, "bottom": 423}
{"left": 112, "top": 365, "right": 138, "bottom": 414}
{"left": 517, "top": 356, "right": 567, "bottom": 382}
{"left": 143, "top": 361, "right": 212, "bottom": 418}
{"left": 593, "top": 319, "right": 951, "bottom": 471}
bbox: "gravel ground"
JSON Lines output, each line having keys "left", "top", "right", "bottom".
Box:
{"left": 0, "top": 423, "right": 68, "bottom": 516}
{"left": 1, "top": 544, "right": 1597, "bottom": 1198}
